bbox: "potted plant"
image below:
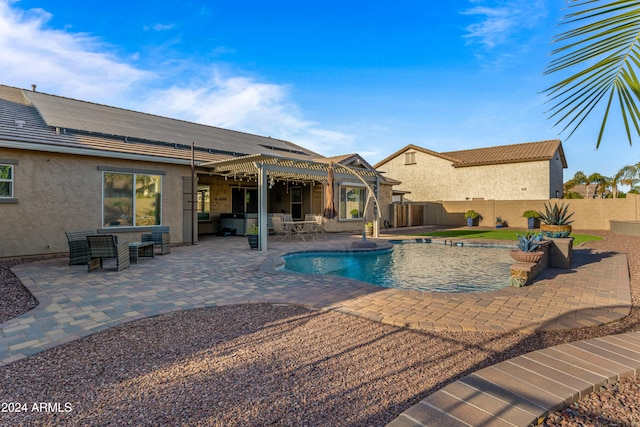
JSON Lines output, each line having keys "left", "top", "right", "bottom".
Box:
{"left": 495, "top": 216, "right": 507, "bottom": 228}
{"left": 465, "top": 210, "right": 480, "bottom": 227}
{"left": 246, "top": 224, "right": 259, "bottom": 249}
{"left": 364, "top": 221, "right": 373, "bottom": 236}
{"left": 510, "top": 232, "right": 544, "bottom": 263}
{"left": 538, "top": 202, "right": 574, "bottom": 238}
{"left": 522, "top": 210, "right": 541, "bottom": 230}
{"left": 350, "top": 209, "right": 359, "bottom": 219}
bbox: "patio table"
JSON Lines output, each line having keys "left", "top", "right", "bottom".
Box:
{"left": 128, "top": 241, "right": 155, "bottom": 264}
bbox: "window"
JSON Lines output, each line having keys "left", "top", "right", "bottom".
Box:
{"left": 0, "top": 164, "right": 13, "bottom": 198}
{"left": 103, "top": 172, "right": 162, "bottom": 227}
{"left": 340, "top": 185, "right": 366, "bottom": 220}
{"left": 197, "top": 185, "right": 211, "bottom": 221}
{"left": 405, "top": 152, "right": 416, "bottom": 165}
{"left": 232, "top": 187, "right": 258, "bottom": 213}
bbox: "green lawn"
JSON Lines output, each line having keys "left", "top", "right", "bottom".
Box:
{"left": 413, "top": 229, "right": 603, "bottom": 246}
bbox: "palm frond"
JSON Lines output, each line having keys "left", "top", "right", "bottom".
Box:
{"left": 545, "top": 0, "right": 640, "bottom": 147}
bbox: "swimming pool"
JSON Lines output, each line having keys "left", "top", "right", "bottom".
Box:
{"left": 282, "top": 242, "right": 513, "bottom": 292}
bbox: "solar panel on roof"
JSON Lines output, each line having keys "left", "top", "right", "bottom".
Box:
{"left": 23, "top": 90, "right": 318, "bottom": 160}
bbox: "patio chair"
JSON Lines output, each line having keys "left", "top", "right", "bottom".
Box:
{"left": 87, "top": 234, "right": 130, "bottom": 272}
{"left": 271, "top": 216, "right": 292, "bottom": 240}
{"left": 305, "top": 214, "right": 325, "bottom": 239}
{"left": 141, "top": 226, "right": 171, "bottom": 255}
{"left": 65, "top": 230, "right": 96, "bottom": 265}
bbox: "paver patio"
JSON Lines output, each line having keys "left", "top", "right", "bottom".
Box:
{"left": 0, "top": 232, "right": 634, "bottom": 426}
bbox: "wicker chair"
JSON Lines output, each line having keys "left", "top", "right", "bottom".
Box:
{"left": 65, "top": 230, "right": 96, "bottom": 265}
{"left": 87, "top": 235, "right": 130, "bottom": 272}
{"left": 141, "top": 226, "right": 171, "bottom": 255}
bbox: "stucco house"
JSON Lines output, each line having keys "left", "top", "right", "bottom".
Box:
{"left": 374, "top": 140, "right": 567, "bottom": 202}
{"left": 0, "top": 84, "right": 391, "bottom": 258}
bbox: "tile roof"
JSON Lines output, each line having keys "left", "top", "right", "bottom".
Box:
{"left": 442, "top": 139, "right": 566, "bottom": 168}
{"left": 375, "top": 140, "right": 567, "bottom": 169}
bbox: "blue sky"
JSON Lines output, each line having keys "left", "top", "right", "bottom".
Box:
{"left": 2, "top": 0, "right": 640, "bottom": 181}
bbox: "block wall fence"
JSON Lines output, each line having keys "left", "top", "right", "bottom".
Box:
{"left": 391, "top": 194, "right": 640, "bottom": 231}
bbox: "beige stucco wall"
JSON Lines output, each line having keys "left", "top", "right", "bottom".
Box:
{"left": 1, "top": 148, "right": 394, "bottom": 257}
{"left": 379, "top": 149, "right": 559, "bottom": 201}
{"left": 406, "top": 195, "right": 640, "bottom": 230}
{"left": 1, "top": 148, "right": 188, "bottom": 258}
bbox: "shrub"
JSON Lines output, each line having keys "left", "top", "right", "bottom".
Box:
{"left": 515, "top": 232, "right": 544, "bottom": 252}
{"left": 538, "top": 202, "right": 575, "bottom": 225}
{"left": 465, "top": 210, "right": 479, "bottom": 219}
{"left": 522, "top": 210, "right": 540, "bottom": 219}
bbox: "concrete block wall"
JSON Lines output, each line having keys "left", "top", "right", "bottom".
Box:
{"left": 398, "top": 194, "right": 640, "bottom": 230}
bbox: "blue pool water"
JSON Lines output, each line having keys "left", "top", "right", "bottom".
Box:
{"left": 282, "top": 242, "right": 513, "bottom": 292}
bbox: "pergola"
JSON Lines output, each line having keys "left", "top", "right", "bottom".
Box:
{"left": 199, "top": 153, "right": 382, "bottom": 250}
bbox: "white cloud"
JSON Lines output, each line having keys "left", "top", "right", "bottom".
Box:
{"left": 0, "top": 0, "right": 354, "bottom": 156}
{"left": 143, "top": 23, "right": 176, "bottom": 31}
{"left": 140, "top": 70, "right": 354, "bottom": 155}
{"left": 0, "top": 0, "right": 149, "bottom": 104}
{"left": 461, "top": 0, "right": 548, "bottom": 49}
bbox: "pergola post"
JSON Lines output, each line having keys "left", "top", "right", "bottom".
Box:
{"left": 257, "top": 163, "right": 268, "bottom": 251}
{"left": 374, "top": 176, "right": 380, "bottom": 238}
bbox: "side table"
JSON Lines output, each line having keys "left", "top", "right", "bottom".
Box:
{"left": 129, "top": 241, "right": 155, "bottom": 264}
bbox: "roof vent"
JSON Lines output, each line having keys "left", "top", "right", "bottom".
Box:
{"left": 15, "top": 120, "right": 26, "bottom": 128}
{"left": 31, "top": 84, "right": 37, "bottom": 92}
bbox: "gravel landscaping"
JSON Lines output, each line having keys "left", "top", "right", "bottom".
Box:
{"left": 0, "top": 231, "right": 639, "bottom": 426}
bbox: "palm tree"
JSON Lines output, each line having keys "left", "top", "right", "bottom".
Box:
{"left": 545, "top": 1, "right": 640, "bottom": 148}
{"left": 588, "top": 172, "right": 609, "bottom": 198}
{"left": 567, "top": 171, "right": 590, "bottom": 198}
{"left": 611, "top": 164, "right": 639, "bottom": 198}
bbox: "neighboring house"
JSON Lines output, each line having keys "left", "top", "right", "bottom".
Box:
{"left": 375, "top": 140, "right": 567, "bottom": 201}
{"left": 0, "top": 84, "right": 391, "bottom": 258}
{"left": 564, "top": 183, "right": 609, "bottom": 199}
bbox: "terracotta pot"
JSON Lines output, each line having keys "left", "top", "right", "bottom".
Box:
{"left": 509, "top": 250, "right": 544, "bottom": 263}
{"left": 540, "top": 224, "right": 572, "bottom": 238}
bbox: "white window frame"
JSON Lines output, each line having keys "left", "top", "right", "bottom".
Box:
{"left": 339, "top": 183, "right": 367, "bottom": 221}
{"left": 0, "top": 164, "right": 13, "bottom": 198}
{"left": 0, "top": 160, "right": 17, "bottom": 203}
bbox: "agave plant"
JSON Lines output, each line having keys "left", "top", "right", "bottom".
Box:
{"left": 515, "top": 233, "right": 544, "bottom": 253}
{"left": 538, "top": 202, "right": 575, "bottom": 226}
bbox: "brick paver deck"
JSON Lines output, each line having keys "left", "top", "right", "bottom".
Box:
{"left": 0, "top": 232, "right": 634, "bottom": 426}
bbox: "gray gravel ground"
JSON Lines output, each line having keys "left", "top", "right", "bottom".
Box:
{"left": 0, "top": 231, "right": 639, "bottom": 426}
